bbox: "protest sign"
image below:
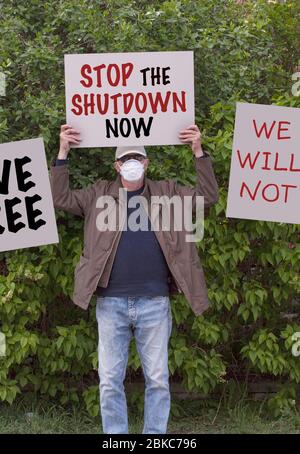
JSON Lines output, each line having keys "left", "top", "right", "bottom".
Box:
{"left": 226, "top": 102, "right": 300, "bottom": 224}
{"left": 64, "top": 51, "right": 194, "bottom": 147}
{"left": 0, "top": 138, "right": 59, "bottom": 252}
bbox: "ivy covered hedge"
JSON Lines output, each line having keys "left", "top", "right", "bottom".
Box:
{"left": 0, "top": 0, "right": 299, "bottom": 417}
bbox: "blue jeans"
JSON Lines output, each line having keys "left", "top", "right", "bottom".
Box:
{"left": 96, "top": 295, "right": 172, "bottom": 434}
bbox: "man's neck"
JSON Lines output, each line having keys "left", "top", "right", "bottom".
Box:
{"left": 121, "top": 176, "right": 145, "bottom": 191}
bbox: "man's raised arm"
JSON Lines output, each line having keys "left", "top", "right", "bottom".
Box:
{"left": 174, "top": 124, "right": 219, "bottom": 213}
{"left": 50, "top": 124, "right": 96, "bottom": 217}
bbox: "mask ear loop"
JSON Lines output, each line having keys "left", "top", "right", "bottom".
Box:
{"left": 114, "top": 160, "right": 122, "bottom": 175}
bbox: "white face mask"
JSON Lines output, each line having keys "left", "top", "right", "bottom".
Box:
{"left": 119, "top": 159, "right": 145, "bottom": 182}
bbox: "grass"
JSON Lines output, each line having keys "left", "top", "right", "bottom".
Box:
{"left": 1, "top": 394, "right": 300, "bottom": 434}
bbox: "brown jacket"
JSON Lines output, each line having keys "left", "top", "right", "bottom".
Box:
{"left": 49, "top": 152, "right": 219, "bottom": 316}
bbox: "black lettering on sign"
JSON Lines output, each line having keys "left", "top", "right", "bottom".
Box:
{"left": 25, "top": 194, "right": 46, "bottom": 230}
{"left": 0, "top": 160, "right": 11, "bottom": 195}
{"left": 15, "top": 156, "right": 36, "bottom": 192}
{"left": 105, "top": 116, "right": 154, "bottom": 138}
{"left": 0, "top": 155, "right": 46, "bottom": 234}
{"left": 5, "top": 197, "right": 25, "bottom": 233}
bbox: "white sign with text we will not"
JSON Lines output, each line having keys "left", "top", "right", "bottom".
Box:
{"left": 226, "top": 102, "right": 300, "bottom": 224}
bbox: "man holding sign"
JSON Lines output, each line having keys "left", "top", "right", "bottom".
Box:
{"left": 50, "top": 50, "right": 218, "bottom": 434}
{"left": 50, "top": 123, "right": 218, "bottom": 434}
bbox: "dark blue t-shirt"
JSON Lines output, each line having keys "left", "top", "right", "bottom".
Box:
{"left": 97, "top": 184, "right": 170, "bottom": 297}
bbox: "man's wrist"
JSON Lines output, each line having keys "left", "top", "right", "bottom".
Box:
{"left": 57, "top": 153, "right": 68, "bottom": 160}
{"left": 194, "top": 150, "right": 209, "bottom": 159}
{"left": 193, "top": 144, "right": 204, "bottom": 158}
{"left": 194, "top": 148, "right": 204, "bottom": 158}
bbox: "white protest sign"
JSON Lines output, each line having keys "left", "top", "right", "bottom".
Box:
{"left": 64, "top": 51, "right": 194, "bottom": 147}
{"left": 0, "top": 138, "right": 59, "bottom": 252}
{"left": 226, "top": 102, "right": 300, "bottom": 224}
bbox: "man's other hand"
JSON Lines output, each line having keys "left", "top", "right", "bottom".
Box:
{"left": 178, "top": 124, "right": 204, "bottom": 157}
{"left": 58, "top": 124, "right": 82, "bottom": 159}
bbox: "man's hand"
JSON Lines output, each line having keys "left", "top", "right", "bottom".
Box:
{"left": 57, "top": 124, "right": 82, "bottom": 159}
{"left": 178, "top": 124, "right": 204, "bottom": 157}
